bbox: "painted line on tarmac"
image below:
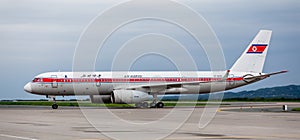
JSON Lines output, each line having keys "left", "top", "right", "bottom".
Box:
{"left": 0, "top": 134, "right": 38, "bottom": 140}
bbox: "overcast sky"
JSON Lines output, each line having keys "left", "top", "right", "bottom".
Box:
{"left": 0, "top": 0, "right": 299, "bottom": 99}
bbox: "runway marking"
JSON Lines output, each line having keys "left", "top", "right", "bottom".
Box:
{"left": 166, "top": 136, "right": 264, "bottom": 140}
{"left": 0, "top": 134, "right": 38, "bottom": 140}
{"left": 166, "top": 134, "right": 300, "bottom": 140}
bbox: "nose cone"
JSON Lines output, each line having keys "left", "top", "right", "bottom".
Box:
{"left": 24, "top": 83, "right": 32, "bottom": 93}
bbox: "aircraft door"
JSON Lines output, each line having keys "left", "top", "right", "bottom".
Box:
{"left": 96, "top": 74, "right": 101, "bottom": 87}
{"left": 96, "top": 80, "right": 101, "bottom": 87}
{"left": 228, "top": 74, "right": 235, "bottom": 86}
{"left": 51, "top": 75, "right": 58, "bottom": 88}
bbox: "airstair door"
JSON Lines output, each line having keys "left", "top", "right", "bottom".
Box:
{"left": 228, "top": 74, "right": 235, "bottom": 86}
{"left": 51, "top": 75, "right": 58, "bottom": 88}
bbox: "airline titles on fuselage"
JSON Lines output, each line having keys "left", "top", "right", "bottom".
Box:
{"left": 79, "top": 74, "right": 143, "bottom": 78}
{"left": 81, "top": 74, "right": 101, "bottom": 78}
{"left": 124, "top": 75, "right": 143, "bottom": 78}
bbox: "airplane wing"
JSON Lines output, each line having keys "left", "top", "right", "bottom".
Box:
{"left": 114, "top": 70, "right": 231, "bottom": 93}
{"left": 113, "top": 81, "right": 206, "bottom": 93}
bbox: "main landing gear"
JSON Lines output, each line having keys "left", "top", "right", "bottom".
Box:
{"left": 151, "top": 93, "right": 164, "bottom": 108}
{"left": 135, "top": 101, "right": 164, "bottom": 108}
{"left": 156, "top": 102, "right": 164, "bottom": 108}
{"left": 149, "top": 101, "right": 164, "bottom": 108}
{"left": 135, "top": 94, "right": 164, "bottom": 108}
{"left": 135, "top": 102, "right": 149, "bottom": 108}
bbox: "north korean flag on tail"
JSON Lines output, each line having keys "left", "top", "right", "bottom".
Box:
{"left": 247, "top": 44, "right": 268, "bottom": 54}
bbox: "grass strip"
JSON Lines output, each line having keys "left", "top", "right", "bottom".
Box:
{"left": 292, "top": 108, "right": 300, "bottom": 111}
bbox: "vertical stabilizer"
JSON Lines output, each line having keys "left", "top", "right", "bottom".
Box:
{"left": 231, "top": 30, "right": 272, "bottom": 73}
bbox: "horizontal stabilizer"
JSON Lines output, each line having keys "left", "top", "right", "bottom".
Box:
{"left": 244, "top": 70, "right": 288, "bottom": 81}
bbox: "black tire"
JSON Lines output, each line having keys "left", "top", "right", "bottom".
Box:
{"left": 142, "top": 102, "right": 149, "bottom": 108}
{"left": 135, "top": 103, "right": 142, "bottom": 108}
{"left": 156, "top": 102, "right": 164, "bottom": 108}
{"left": 52, "top": 104, "right": 58, "bottom": 109}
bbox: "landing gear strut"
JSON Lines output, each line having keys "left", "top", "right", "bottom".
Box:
{"left": 150, "top": 94, "right": 164, "bottom": 108}
{"left": 47, "top": 95, "right": 58, "bottom": 109}
{"left": 150, "top": 102, "right": 156, "bottom": 108}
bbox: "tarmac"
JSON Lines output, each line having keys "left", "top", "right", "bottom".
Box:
{"left": 0, "top": 102, "right": 300, "bottom": 140}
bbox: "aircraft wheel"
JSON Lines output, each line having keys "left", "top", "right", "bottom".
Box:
{"left": 135, "top": 103, "right": 142, "bottom": 108}
{"left": 156, "top": 102, "right": 164, "bottom": 108}
{"left": 142, "top": 102, "right": 149, "bottom": 108}
{"left": 150, "top": 102, "right": 156, "bottom": 108}
{"left": 52, "top": 104, "right": 58, "bottom": 109}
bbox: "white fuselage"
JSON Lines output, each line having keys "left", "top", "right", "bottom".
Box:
{"left": 24, "top": 71, "right": 261, "bottom": 96}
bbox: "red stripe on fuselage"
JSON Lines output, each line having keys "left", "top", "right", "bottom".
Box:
{"left": 33, "top": 77, "right": 243, "bottom": 83}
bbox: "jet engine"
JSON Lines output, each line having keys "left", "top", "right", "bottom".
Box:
{"left": 111, "top": 90, "right": 149, "bottom": 104}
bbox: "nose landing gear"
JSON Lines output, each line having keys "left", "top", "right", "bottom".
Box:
{"left": 52, "top": 103, "right": 58, "bottom": 109}
{"left": 47, "top": 95, "right": 58, "bottom": 109}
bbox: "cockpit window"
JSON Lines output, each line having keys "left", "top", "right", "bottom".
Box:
{"left": 32, "top": 78, "right": 41, "bottom": 82}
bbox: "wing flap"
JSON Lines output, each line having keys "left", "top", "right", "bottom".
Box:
{"left": 113, "top": 70, "right": 231, "bottom": 92}
{"left": 115, "top": 70, "right": 231, "bottom": 92}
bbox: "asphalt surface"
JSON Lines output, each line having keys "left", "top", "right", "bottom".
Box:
{"left": 0, "top": 102, "right": 300, "bottom": 140}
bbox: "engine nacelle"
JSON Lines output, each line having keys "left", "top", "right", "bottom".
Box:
{"left": 111, "top": 90, "right": 149, "bottom": 104}
{"left": 90, "top": 95, "right": 112, "bottom": 103}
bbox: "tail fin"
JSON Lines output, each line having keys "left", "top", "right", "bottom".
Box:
{"left": 231, "top": 30, "right": 272, "bottom": 73}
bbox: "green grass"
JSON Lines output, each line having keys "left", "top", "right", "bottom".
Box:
{"left": 164, "top": 102, "right": 204, "bottom": 106}
{"left": 78, "top": 102, "right": 134, "bottom": 107}
{"left": 292, "top": 108, "right": 300, "bottom": 111}
{"left": 0, "top": 101, "right": 80, "bottom": 107}
{"left": 0, "top": 101, "right": 135, "bottom": 107}
{"left": 163, "top": 102, "right": 230, "bottom": 106}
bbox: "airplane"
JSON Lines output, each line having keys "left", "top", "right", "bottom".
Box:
{"left": 24, "top": 30, "right": 287, "bottom": 109}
